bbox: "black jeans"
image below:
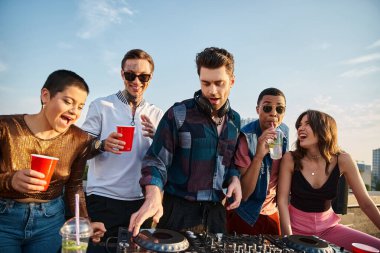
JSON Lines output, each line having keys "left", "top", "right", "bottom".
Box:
{"left": 157, "top": 193, "right": 226, "bottom": 233}
{"left": 86, "top": 194, "right": 151, "bottom": 253}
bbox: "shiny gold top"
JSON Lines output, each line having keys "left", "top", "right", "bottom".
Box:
{"left": 0, "top": 114, "right": 95, "bottom": 218}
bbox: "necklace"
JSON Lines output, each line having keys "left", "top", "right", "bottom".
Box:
{"left": 307, "top": 154, "right": 321, "bottom": 160}
{"left": 122, "top": 90, "right": 142, "bottom": 126}
{"left": 311, "top": 165, "right": 321, "bottom": 176}
{"left": 306, "top": 154, "right": 322, "bottom": 176}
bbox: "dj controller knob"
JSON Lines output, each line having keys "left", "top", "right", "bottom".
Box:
{"left": 216, "top": 233, "right": 223, "bottom": 242}
{"left": 118, "top": 241, "right": 129, "bottom": 249}
{"left": 186, "top": 231, "right": 197, "bottom": 239}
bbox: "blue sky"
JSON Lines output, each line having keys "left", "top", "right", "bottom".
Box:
{"left": 0, "top": 0, "right": 379, "bottom": 165}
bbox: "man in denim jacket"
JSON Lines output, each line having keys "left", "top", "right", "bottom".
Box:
{"left": 227, "top": 87, "right": 288, "bottom": 235}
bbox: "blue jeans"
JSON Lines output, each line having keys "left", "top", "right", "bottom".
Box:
{"left": 0, "top": 196, "right": 65, "bottom": 253}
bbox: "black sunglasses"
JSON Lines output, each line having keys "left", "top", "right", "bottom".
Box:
{"left": 262, "top": 105, "right": 286, "bottom": 114}
{"left": 124, "top": 72, "right": 151, "bottom": 83}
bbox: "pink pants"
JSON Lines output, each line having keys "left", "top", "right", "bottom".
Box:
{"left": 289, "top": 204, "right": 380, "bottom": 251}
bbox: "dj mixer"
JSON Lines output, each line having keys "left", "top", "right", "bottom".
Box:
{"left": 113, "top": 228, "right": 349, "bottom": 253}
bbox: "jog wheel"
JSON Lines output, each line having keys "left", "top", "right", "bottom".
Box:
{"left": 133, "top": 229, "right": 189, "bottom": 252}
{"left": 284, "top": 235, "right": 334, "bottom": 253}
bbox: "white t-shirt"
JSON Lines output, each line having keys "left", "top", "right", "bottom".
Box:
{"left": 82, "top": 91, "right": 164, "bottom": 200}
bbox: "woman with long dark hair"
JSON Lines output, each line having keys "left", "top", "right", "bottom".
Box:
{"left": 278, "top": 109, "right": 380, "bottom": 251}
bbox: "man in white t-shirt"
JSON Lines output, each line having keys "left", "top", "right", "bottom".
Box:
{"left": 81, "top": 49, "right": 163, "bottom": 252}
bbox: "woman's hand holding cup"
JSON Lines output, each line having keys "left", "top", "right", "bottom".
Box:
{"left": 11, "top": 169, "right": 47, "bottom": 193}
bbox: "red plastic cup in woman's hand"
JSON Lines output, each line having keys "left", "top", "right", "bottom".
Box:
{"left": 30, "top": 154, "right": 59, "bottom": 191}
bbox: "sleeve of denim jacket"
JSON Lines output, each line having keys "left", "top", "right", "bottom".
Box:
{"left": 140, "top": 107, "right": 178, "bottom": 191}
{"left": 280, "top": 123, "right": 290, "bottom": 152}
{"left": 284, "top": 124, "right": 290, "bottom": 151}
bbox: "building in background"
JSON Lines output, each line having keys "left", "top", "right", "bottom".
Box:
{"left": 372, "top": 148, "right": 380, "bottom": 191}
{"left": 357, "top": 161, "right": 372, "bottom": 190}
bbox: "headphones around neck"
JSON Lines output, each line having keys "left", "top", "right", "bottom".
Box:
{"left": 194, "top": 90, "right": 230, "bottom": 118}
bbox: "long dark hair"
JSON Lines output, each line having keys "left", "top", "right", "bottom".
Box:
{"left": 292, "top": 110, "right": 341, "bottom": 174}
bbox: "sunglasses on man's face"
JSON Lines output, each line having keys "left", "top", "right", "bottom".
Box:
{"left": 124, "top": 72, "right": 151, "bottom": 83}
{"left": 261, "top": 105, "right": 286, "bottom": 114}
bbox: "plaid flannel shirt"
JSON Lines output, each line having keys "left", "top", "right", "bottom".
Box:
{"left": 140, "top": 97, "right": 240, "bottom": 202}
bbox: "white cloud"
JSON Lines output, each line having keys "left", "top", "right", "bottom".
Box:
{"left": 348, "top": 102, "right": 380, "bottom": 128}
{"left": 338, "top": 101, "right": 380, "bottom": 163}
{"left": 0, "top": 61, "right": 7, "bottom": 72}
{"left": 340, "top": 66, "right": 380, "bottom": 78}
{"left": 313, "top": 95, "right": 345, "bottom": 113}
{"left": 313, "top": 97, "right": 380, "bottom": 130}
{"left": 342, "top": 53, "right": 380, "bottom": 65}
{"left": 367, "top": 39, "right": 380, "bottom": 49}
{"left": 77, "top": 0, "right": 133, "bottom": 39}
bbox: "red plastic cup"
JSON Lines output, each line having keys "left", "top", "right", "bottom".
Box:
{"left": 117, "top": 126, "right": 135, "bottom": 152}
{"left": 31, "top": 154, "right": 59, "bottom": 191}
{"left": 352, "top": 243, "right": 379, "bottom": 253}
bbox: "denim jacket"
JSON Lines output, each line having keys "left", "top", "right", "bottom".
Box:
{"left": 235, "top": 119, "right": 289, "bottom": 226}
